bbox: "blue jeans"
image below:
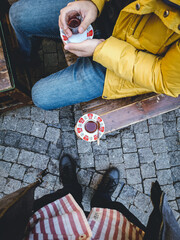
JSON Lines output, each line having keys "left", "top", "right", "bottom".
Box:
{"left": 9, "top": 0, "right": 106, "bottom": 110}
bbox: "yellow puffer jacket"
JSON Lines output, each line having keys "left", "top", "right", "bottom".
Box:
{"left": 92, "top": 0, "right": 180, "bottom": 99}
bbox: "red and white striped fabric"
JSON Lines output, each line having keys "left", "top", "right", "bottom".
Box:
{"left": 88, "top": 208, "right": 145, "bottom": 240}
{"left": 25, "top": 194, "right": 144, "bottom": 240}
{"left": 25, "top": 194, "right": 92, "bottom": 240}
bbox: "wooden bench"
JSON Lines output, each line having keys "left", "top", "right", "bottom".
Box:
{"left": 63, "top": 49, "right": 180, "bottom": 133}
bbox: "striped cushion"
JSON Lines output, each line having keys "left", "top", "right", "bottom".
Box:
{"left": 88, "top": 208, "right": 144, "bottom": 240}
{"left": 25, "top": 194, "right": 144, "bottom": 240}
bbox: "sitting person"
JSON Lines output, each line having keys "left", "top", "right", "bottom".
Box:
{"left": 25, "top": 155, "right": 180, "bottom": 239}
{"left": 9, "top": 0, "right": 180, "bottom": 110}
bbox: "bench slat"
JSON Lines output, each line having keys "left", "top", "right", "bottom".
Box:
{"left": 101, "top": 94, "right": 180, "bottom": 133}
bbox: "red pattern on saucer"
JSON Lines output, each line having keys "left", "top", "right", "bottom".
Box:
{"left": 75, "top": 113, "right": 105, "bottom": 142}
{"left": 60, "top": 25, "right": 94, "bottom": 44}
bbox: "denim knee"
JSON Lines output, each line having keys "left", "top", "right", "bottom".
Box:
{"left": 9, "top": 1, "right": 28, "bottom": 33}
{"left": 9, "top": 2, "right": 20, "bottom": 29}
{"left": 31, "top": 82, "right": 50, "bottom": 110}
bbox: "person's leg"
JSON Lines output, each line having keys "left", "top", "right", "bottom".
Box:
{"left": 33, "top": 184, "right": 82, "bottom": 212}
{"left": 32, "top": 57, "right": 106, "bottom": 110}
{"left": 9, "top": 0, "right": 72, "bottom": 56}
{"left": 33, "top": 155, "right": 83, "bottom": 212}
{"left": 91, "top": 168, "right": 146, "bottom": 232}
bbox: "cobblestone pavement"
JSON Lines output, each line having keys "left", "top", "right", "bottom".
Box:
{"left": 0, "top": 39, "right": 180, "bottom": 227}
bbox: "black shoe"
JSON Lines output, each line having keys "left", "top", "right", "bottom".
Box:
{"left": 59, "top": 155, "right": 78, "bottom": 186}
{"left": 96, "top": 167, "right": 119, "bottom": 198}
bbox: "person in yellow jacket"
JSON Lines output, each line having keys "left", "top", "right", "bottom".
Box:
{"left": 9, "top": 0, "right": 180, "bottom": 110}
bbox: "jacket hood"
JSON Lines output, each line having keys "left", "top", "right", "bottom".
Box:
{"left": 163, "top": 0, "right": 180, "bottom": 8}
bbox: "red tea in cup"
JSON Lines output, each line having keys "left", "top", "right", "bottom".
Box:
{"left": 85, "top": 121, "right": 97, "bottom": 133}
{"left": 67, "top": 12, "right": 82, "bottom": 34}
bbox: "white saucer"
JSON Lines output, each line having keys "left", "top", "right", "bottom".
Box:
{"left": 60, "top": 25, "right": 94, "bottom": 44}
{"left": 75, "top": 113, "right": 105, "bottom": 142}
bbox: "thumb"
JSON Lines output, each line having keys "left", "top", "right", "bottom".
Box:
{"left": 78, "top": 15, "right": 92, "bottom": 34}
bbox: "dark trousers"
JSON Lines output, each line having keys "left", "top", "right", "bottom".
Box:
{"left": 33, "top": 184, "right": 146, "bottom": 232}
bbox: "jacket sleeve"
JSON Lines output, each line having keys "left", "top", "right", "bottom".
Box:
{"left": 93, "top": 36, "right": 180, "bottom": 97}
{"left": 91, "top": 0, "right": 109, "bottom": 15}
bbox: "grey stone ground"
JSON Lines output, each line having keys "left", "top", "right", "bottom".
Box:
{"left": 0, "top": 39, "right": 180, "bottom": 227}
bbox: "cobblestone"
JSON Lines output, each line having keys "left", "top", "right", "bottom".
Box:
{"left": 149, "top": 124, "right": 164, "bottom": 139}
{"left": 3, "top": 147, "right": 19, "bottom": 162}
{"left": 108, "top": 148, "right": 123, "bottom": 164}
{"left": 45, "top": 110, "right": 59, "bottom": 124}
{"left": 2, "top": 116, "right": 18, "bottom": 131}
{"left": 161, "top": 185, "right": 176, "bottom": 201}
{"left": 18, "top": 150, "right": 35, "bottom": 166}
{"left": 0, "top": 177, "right": 6, "bottom": 192}
{"left": 122, "top": 138, "right": 137, "bottom": 153}
{"left": 106, "top": 135, "right": 121, "bottom": 149}
{"left": 174, "top": 182, "right": 180, "bottom": 198}
{"left": 143, "top": 178, "right": 157, "bottom": 195}
{"left": 95, "top": 155, "right": 109, "bottom": 170}
{"left": 47, "top": 143, "right": 62, "bottom": 159}
{"left": 45, "top": 127, "right": 61, "bottom": 143}
{"left": 138, "top": 148, "right": 154, "bottom": 164}
{"left": 32, "top": 138, "right": 49, "bottom": 154}
{"left": 4, "top": 131, "right": 21, "bottom": 147}
{"left": 169, "top": 151, "right": 180, "bottom": 167}
{"left": 0, "top": 161, "right": 12, "bottom": 177}
{"left": 1, "top": 40, "right": 180, "bottom": 226}
{"left": 166, "top": 136, "right": 180, "bottom": 152}
{"left": 92, "top": 141, "right": 108, "bottom": 155}
{"left": 61, "top": 131, "right": 76, "bottom": 148}
{"left": 151, "top": 139, "right": 167, "bottom": 153}
{"left": 134, "top": 192, "right": 151, "bottom": 212}
{"left": 31, "top": 107, "right": 45, "bottom": 122}
{"left": 60, "top": 118, "right": 74, "bottom": 132}
{"left": 0, "top": 130, "right": 6, "bottom": 145}
{"left": 77, "top": 139, "right": 93, "bottom": 154}
{"left": 18, "top": 135, "right": 35, "bottom": 151}
{"left": 162, "top": 111, "right": 176, "bottom": 121}
{"left": 79, "top": 153, "right": 94, "bottom": 168}
{"left": 31, "top": 122, "right": 47, "bottom": 138}
{"left": 163, "top": 121, "right": 177, "bottom": 137}
{"left": 48, "top": 159, "right": 59, "bottom": 176}
{"left": 124, "top": 153, "right": 139, "bottom": 169}
{"left": 155, "top": 153, "right": 170, "bottom": 170}
{"left": 133, "top": 121, "right": 148, "bottom": 133}
{"left": 0, "top": 146, "right": 5, "bottom": 158}
{"left": 9, "top": 164, "right": 26, "bottom": 180}
{"left": 23, "top": 168, "right": 42, "bottom": 183}
{"left": 32, "top": 153, "right": 49, "bottom": 169}
{"left": 119, "top": 185, "right": 137, "bottom": 204}
{"left": 77, "top": 169, "right": 93, "bottom": 186}
{"left": 141, "top": 162, "right": 156, "bottom": 179}
{"left": 136, "top": 133, "right": 151, "bottom": 148}
{"left": 16, "top": 119, "right": 33, "bottom": 134}
{"left": 148, "top": 115, "right": 162, "bottom": 125}
{"left": 126, "top": 168, "right": 142, "bottom": 185}
{"left": 157, "top": 169, "right": 173, "bottom": 185}
{"left": 41, "top": 174, "right": 57, "bottom": 190}
{"left": 4, "top": 178, "right": 21, "bottom": 194}
{"left": 171, "top": 166, "right": 180, "bottom": 182}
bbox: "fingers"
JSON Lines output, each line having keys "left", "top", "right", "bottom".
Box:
{"left": 59, "top": 6, "right": 74, "bottom": 37}
{"left": 64, "top": 42, "right": 86, "bottom": 51}
{"left": 78, "top": 13, "right": 92, "bottom": 34}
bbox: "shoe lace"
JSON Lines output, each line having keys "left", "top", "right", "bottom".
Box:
{"left": 101, "top": 177, "right": 118, "bottom": 194}
{"left": 60, "top": 164, "right": 76, "bottom": 184}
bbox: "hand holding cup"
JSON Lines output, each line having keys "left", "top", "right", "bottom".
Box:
{"left": 59, "top": 1, "right": 98, "bottom": 37}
